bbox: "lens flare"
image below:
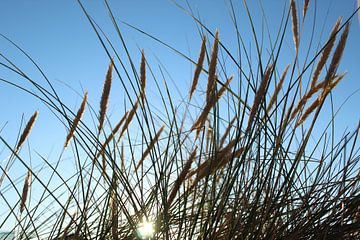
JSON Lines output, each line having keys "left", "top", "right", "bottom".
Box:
{"left": 136, "top": 219, "right": 155, "bottom": 239}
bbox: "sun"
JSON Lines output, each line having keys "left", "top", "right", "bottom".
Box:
{"left": 136, "top": 218, "right": 155, "bottom": 239}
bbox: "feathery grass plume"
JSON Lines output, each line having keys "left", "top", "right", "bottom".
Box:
{"left": 140, "top": 50, "right": 146, "bottom": 105}
{"left": 295, "top": 96, "right": 320, "bottom": 128}
{"left": 188, "top": 139, "right": 236, "bottom": 179}
{"left": 329, "top": 72, "right": 346, "bottom": 88}
{"left": 290, "top": 72, "right": 345, "bottom": 123}
{"left": 118, "top": 99, "right": 139, "bottom": 141}
{"left": 189, "top": 37, "right": 206, "bottom": 100}
{"left": 324, "top": 23, "right": 350, "bottom": 85}
{"left": 219, "top": 115, "right": 237, "bottom": 147}
{"left": 189, "top": 140, "right": 243, "bottom": 181}
{"left": 206, "top": 30, "right": 219, "bottom": 104}
{"left": 290, "top": 85, "right": 322, "bottom": 122}
{"left": 20, "top": 170, "right": 31, "bottom": 214}
{"left": 290, "top": 73, "right": 336, "bottom": 122}
{"left": 303, "top": 0, "right": 310, "bottom": 18}
{"left": 16, "top": 111, "right": 39, "bottom": 153}
{"left": 167, "top": 147, "right": 197, "bottom": 206}
{"left": 267, "top": 64, "right": 290, "bottom": 112}
{"left": 191, "top": 76, "right": 233, "bottom": 134}
{"left": 98, "top": 110, "right": 129, "bottom": 157}
{"left": 135, "top": 125, "right": 165, "bottom": 171}
{"left": 295, "top": 85, "right": 335, "bottom": 128}
{"left": 246, "top": 64, "right": 273, "bottom": 133}
{"left": 290, "top": 0, "right": 299, "bottom": 54}
{"left": 310, "top": 17, "right": 342, "bottom": 88}
{"left": 64, "top": 92, "right": 88, "bottom": 148}
{"left": 216, "top": 75, "right": 233, "bottom": 100}
{"left": 98, "top": 59, "right": 114, "bottom": 132}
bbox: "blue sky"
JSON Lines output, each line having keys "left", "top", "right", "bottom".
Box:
{"left": 0, "top": 0, "right": 359, "bottom": 232}
{"left": 0, "top": 0, "right": 360, "bottom": 152}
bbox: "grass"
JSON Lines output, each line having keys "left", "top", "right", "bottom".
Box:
{"left": 0, "top": 0, "right": 359, "bottom": 239}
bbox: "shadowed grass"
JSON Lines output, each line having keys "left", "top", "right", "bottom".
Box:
{"left": 0, "top": 0, "right": 359, "bottom": 239}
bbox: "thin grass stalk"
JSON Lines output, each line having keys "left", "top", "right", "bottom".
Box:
{"left": 167, "top": 147, "right": 197, "bottom": 206}
{"left": 219, "top": 115, "right": 237, "bottom": 147}
{"left": 98, "top": 111, "right": 129, "bottom": 157}
{"left": 267, "top": 64, "right": 290, "bottom": 112}
{"left": 191, "top": 76, "right": 233, "bottom": 138}
{"left": 291, "top": 71, "right": 346, "bottom": 122}
{"left": 140, "top": 50, "right": 146, "bottom": 105}
{"left": 206, "top": 122, "right": 213, "bottom": 153}
{"left": 246, "top": 64, "right": 273, "bottom": 133}
{"left": 295, "top": 85, "right": 335, "bottom": 127}
{"left": 110, "top": 176, "right": 118, "bottom": 240}
{"left": 120, "top": 142, "right": 125, "bottom": 171}
{"left": 188, "top": 139, "right": 240, "bottom": 180}
{"left": 118, "top": 99, "right": 139, "bottom": 141}
{"left": 135, "top": 125, "right": 165, "bottom": 171}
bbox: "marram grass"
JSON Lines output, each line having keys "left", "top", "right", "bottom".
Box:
{"left": 0, "top": 0, "right": 359, "bottom": 239}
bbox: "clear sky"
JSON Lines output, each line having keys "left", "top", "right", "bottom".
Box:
{"left": 0, "top": 0, "right": 359, "bottom": 232}
{"left": 0, "top": 0, "right": 359, "bottom": 143}
{"left": 0, "top": 0, "right": 359, "bottom": 149}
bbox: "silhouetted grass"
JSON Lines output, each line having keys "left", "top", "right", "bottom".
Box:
{"left": 0, "top": 0, "right": 359, "bottom": 239}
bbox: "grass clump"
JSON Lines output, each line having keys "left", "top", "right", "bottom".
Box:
{"left": 0, "top": 0, "right": 359, "bottom": 239}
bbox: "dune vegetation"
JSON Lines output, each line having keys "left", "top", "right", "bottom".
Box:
{"left": 0, "top": 0, "right": 359, "bottom": 239}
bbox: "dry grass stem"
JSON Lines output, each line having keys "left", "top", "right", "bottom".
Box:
{"left": 118, "top": 99, "right": 139, "bottom": 141}
{"left": 303, "top": 0, "right": 310, "bottom": 18}
{"left": 101, "top": 155, "right": 107, "bottom": 179}
{"left": 324, "top": 23, "right": 350, "bottom": 85}
{"left": 220, "top": 115, "right": 237, "bottom": 147}
{"left": 20, "top": 170, "right": 32, "bottom": 214}
{"left": 189, "top": 37, "right": 206, "bottom": 100}
{"left": 311, "top": 17, "right": 342, "bottom": 88}
{"left": 64, "top": 92, "right": 88, "bottom": 148}
{"left": 291, "top": 0, "right": 299, "bottom": 54}
{"left": 135, "top": 125, "right": 165, "bottom": 171}
{"left": 206, "top": 30, "right": 219, "bottom": 104}
{"left": 120, "top": 142, "right": 125, "bottom": 171}
{"left": 98, "top": 59, "right": 114, "bottom": 132}
{"left": 291, "top": 72, "right": 345, "bottom": 122}
{"left": 191, "top": 76, "right": 233, "bottom": 134}
{"left": 188, "top": 139, "right": 242, "bottom": 180}
{"left": 167, "top": 147, "right": 198, "bottom": 206}
{"left": 295, "top": 84, "right": 336, "bottom": 127}
{"left": 246, "top": 64, "right": 273, "bottom": 133}
{"left": 16, "top": 111, "right": 39, "bottom": 153}
{"left": 110, "top": 177, "right": 118, "bottom": 240}
{"left": 295, "top": 97, "right": 320, "bottom": 128}
{"left": 140, "top": 50, "right": 146, "bottom": 105}
{"left": 267, "top": 64, "right": 290, "bottom": 112}
{"left": 206, "top": 121, "right": 213, "bottom": 152}
{"left": 98, "top": 111, "right": 129, "bottom": 157}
